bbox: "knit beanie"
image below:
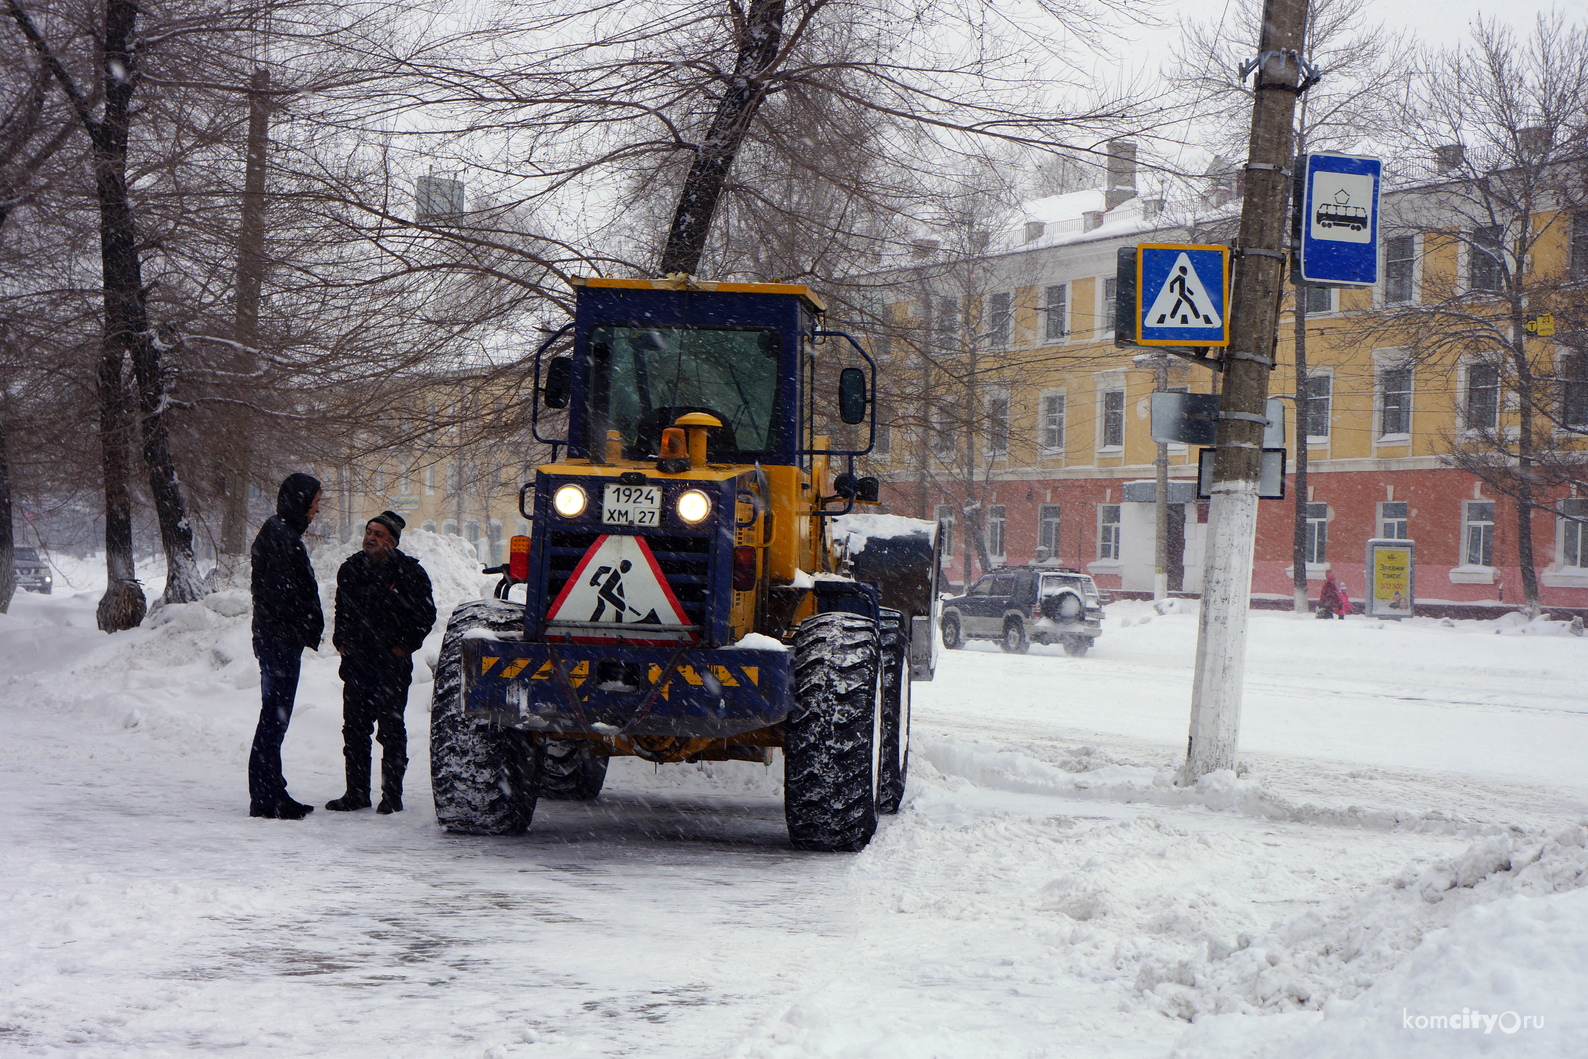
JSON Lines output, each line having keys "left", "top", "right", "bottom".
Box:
{"left": 368, "top": 510, "right": 405, "bottom": 544}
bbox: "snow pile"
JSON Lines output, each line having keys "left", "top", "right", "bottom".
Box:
{"left": 1140, "top": 827, "right": 1588, "bottom": 1029}
{"left": 830, "top": 512, "right": 934, "bottom": 555}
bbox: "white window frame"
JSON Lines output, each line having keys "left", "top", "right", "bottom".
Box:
{"left": 1460, "top": 356, "right": 1502, "bottom": 434}
{"left": 1098, "top": 504, "right": 1121, "bottom": 561}
{"left": 1374, "top": 351, "right": 1413, "bottom": 442}
{"left": 1463, "top": 500, "right": 1495, "bottom": 567}
{"left": 1096, "top": 371, "right": 1125, "bottom": 452}
{"left": 929, "top": 403, "right": 957, "bottom": 460}
{"left": 987, "top": 505, "right": 1007, "bottom": 560}
{"left": 1044, "top": 284, "right": 1069, "bottom": 342}
{"left": 1301, "top": 368, "right": 1332, "bottom": 443}
{"left": 1301, "top": 283, "right": 1335, "bottom": 315}
{"left": 987, "top": 291, "right": 1012, "bottom": 349}
{"left": 1038, "top": 504, "right": 1062, "bottom": 556}
{"left": 1466, "top": 225, "right": 1505, "bottom": 293}
{"left": 1304, "top": 502, "right": 1328, "bottom": 565}
{"left": 1038, "top": 389, "right": 1066, "bottom": 456}
{"left": 1378, "top": 501, "right": 1408, "bottom": 540}
{"left": 1545, "top": 498, "right": 1588, "bottom": 588}
{"left": 1103, "top": 277, "right": 1118, "bottom": 336}
{"left": 424, "top": 464, "right": 436, "bottom": 496}
{"left": 1558, "top": 348, "right": 1588, "bottom": 434}
{"left": 1381, "top": 232, "right": 1419, "bottom": 306}
{"left": 935, "top": 504, "right": 956, "bottom": 564}
{"left": 984, "top": 386, "right": 1010, "bottom": 457}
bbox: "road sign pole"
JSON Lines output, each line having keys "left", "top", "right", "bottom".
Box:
{"left": 1181, "top": 0, "right": 1310, "bottom": 785}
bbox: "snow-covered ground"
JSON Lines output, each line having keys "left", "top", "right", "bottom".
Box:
{"left": 3, "top": 539, "right": 1586, "bottom": 1058}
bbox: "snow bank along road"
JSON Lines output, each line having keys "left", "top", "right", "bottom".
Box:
{"left": 2, "top": 551, "right": 1586, "bottom": 1057}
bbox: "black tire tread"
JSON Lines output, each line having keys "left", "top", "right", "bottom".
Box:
{"left": 538, "top": 739, "right": 609, "bottom": 801}
{"left": 784, "top": 612, "right": 880, "bottom": 852}
{"left": 430, "top": 599, "right": 540, "bottom": 835}
{"left": 877, "top": 611, "right": 909, "bottom": 815}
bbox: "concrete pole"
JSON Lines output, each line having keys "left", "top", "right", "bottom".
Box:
{"left": 1154, "top": 354, "right": 1170, "bottom": 601}
{"left": 1182, "top": 0, "right": 1309, "bottom": 783}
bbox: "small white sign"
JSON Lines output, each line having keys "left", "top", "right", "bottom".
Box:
{"left": 1308, "top": 172, "right": 1375, "bottom": 244}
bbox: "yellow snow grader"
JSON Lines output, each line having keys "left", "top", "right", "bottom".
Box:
{"left": 430, "top": 277, "right": 941, "bottom": 851}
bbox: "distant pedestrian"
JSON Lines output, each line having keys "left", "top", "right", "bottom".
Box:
{"left": 326, "top": 511, "right": 436, "bottom": 815}
{"left": 1336, "top": 578, "right": 1352, "bottom": 618}
{"left": 1317, "top": 571, "right": 1348, "bottom": 619}
{"left": 248, "top": 473, "right": 325, "bottom": 820}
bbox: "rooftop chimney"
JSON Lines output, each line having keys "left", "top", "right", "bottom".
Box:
{"left": 910, "top": 238, "right": 940, "bottom": 259}
{"left": 1435, "top": 144, "right": 1464, "bottom": 173}
{"left": 1083, "top": 210, "right": 1105, "bottom": 232}
{"left": 1024, "top": 221, "right": 1046, "bottom": 243}
{"left": 1106, "top": 139, "right": 1138, "bottom": 211}
{"left": 1518, "top": 126, "right": 1551, "bottom": 159}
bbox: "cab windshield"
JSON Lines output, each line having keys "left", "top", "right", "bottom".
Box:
{"left": 584, "top": 325, "right": 782, "bottom": 460}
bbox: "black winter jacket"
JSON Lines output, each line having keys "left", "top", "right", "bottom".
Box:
{"left": 333, "top": 549, "right": 436, "bottom": 658}
{"left": 250, "top": 473, "right": 324, "bottom": 649}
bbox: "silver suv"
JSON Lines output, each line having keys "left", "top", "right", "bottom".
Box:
{"left": 939, "top": 567, "right": 1105, "bottom": 656}
{"left": 13, "top": 547, "right": 52, "bottom": 594}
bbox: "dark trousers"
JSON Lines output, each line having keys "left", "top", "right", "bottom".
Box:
{"left": 250, "top": 636, "right": 304, "bottom": 810}
{"left": 339, "top": 652, "right": 414, "bottom": 801}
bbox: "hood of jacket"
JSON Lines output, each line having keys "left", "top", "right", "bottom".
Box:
{"left": 276, "top": 473, "right": 322, "bottom": 534}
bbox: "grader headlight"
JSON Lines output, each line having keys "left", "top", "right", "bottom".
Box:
{"left": 552, "top": 483, "right": 588, "bottom": 519}
{"left": 675, "top": 489, "right": 712, "bottom": 525}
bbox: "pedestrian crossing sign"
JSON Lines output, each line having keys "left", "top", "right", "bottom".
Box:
{"left": 1135, "top": 244, "right": 1231, "bottom": 347}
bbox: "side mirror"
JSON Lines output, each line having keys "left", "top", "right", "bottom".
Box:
{"left": 543, "top": 357, "right": 572, "bottom": 409}
{"left": 856, "top": 476, "right": 880, "bottom": 502}
{"left": 838, "top": 367, "right": 868, "bottom": 425}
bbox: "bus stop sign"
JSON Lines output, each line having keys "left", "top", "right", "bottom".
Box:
{"left": 1298, "top": 152, "right": 1381, "bottom": 287}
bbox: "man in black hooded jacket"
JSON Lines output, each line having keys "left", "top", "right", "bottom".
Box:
{"left": 248, "top": 473, "right": 325, "bottom": 820}
{"left": 326, "top": 510, "right": 436, "bottom": 814}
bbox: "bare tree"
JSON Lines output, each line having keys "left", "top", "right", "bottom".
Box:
{"left": 1370, "top": 14, "right": 1588, "bottom": 612}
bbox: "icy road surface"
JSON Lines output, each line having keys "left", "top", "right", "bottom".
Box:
{"left": 3, "top": 542, "right": 1587, "bottom": 1058}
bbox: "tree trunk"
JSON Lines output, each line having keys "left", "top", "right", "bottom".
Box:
{"left": 92, "top": 0, "right": 200, "bottom": 605}
{"left": 96, "top": 353, "right": 145, "bottom": 631}
{"left": 0, "top": 407, "right": 15, "bottom": 614}
{"left": 1512, "top": 316, "right": 1540, "bottom": 612}
{"left": 657, "top": 0, "right": 786, "bottom": 276}
{"left": 217, "top": 68, "right": 270, "bottom": 585}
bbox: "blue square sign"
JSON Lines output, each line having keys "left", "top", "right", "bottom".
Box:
{"left": 1299, "top": 153, "right": 1381, "bottom": 287}
{"left": 1136, "top": 243, "right": 1230, "bottom": 347}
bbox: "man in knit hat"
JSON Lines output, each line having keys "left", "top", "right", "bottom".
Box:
{"left": 326, "top": 510, "right": 436, "bottom": 814}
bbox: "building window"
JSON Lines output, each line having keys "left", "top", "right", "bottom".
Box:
{"left": 936, "top": 296, "right": 960, "bottom": 347}
{"left": 1305, "top": 503, "right": 1328, "bottom": 563}
{"left": 1100, "top": 379, "right": 1125, "bottom": 449}
{"left": 1302, "top": 372, "right": 1332, "bottom": 440}
{"left": 988, "top": 292, "right": 1012, "bottom": 348}
{"left": 1099, "top": 505, "right": 1121, "bottom": 560}
{"left": 1379, "top": 365, "right": 1412, "bottom": 437}
{"left": 985, "top": 390, "right": 1010, "bottom": 456}
{"left": 1303, "top": 284, "right": 1332, "bottom": 314}
{"left": 1574, "top": 212, "right": 1588, "bottom": 279}
{"left": 1040, "top": 392, "right": 1065, "bottom": 453}
{"left": 421, "top": 521, "right": 437, "bottom": 534}
{"left": 1465, "top": 361, "right": 1500, "bottom": 431}
{"left": 987, "top": 505, "right": 1006, "bottom": 559}
{"left": 1045, "top": 285, "right": 1068, "bottom": 340}
{"left": 1385, "top": 234, "right": 1415, "bottom": 303}
{"left": 1380, "top": 501, "right": 1408, "bottom": 539}
{"left": 1039, "top": 505, "right": 1062, "bottom": 555}
{"left": 1561, "top": 499, "right": 1588, "bottom": 568}
{"left": 930, "top": 404, "right": 957, "bottom": 458}
{"left": 874, "top": 420, "right": 891, "bottom": 458}
{"left": 935, "top": 504, "right": 955, "bottom": 563}
{"left": 1464, "top": 501, "right": 1495, "bottom": 566}
{"left": 1104, "top": 277, "right": 1118, "bottom": 334}
{"left": 1469, "top": 225, "right": 1503, "bottom": 291}
{"left": 424, "top": 464, "right": 435, "bottom": 495}
{"left": 488, "top": 520, "right": 503, "bottom": 564}
{"left": 442, "top": 520, "right": 458, "bottom": 537}
{"left": 1560, "top": 353, "right": 1588, "bottom": 429}
{"left": 466, "top": 520, "right": 481, "bottom": 559}
{"left": 373, "top": 466, "right": 385, "bottom": 496}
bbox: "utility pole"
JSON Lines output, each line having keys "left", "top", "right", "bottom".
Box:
{"left": 1181, "top": 0, "right": 1310, "bottom": 783}
{"left": 1154, "top": 354, "right": 1170, "bottom": 601}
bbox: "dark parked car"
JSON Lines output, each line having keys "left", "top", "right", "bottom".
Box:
{"left": 939, "top": 566, "right": 1104, "bottom": 656}
{"left": 13, "top": 547, "right": 52, "bottom": 594}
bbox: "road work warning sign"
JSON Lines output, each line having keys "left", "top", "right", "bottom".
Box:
{"left": 545, "top": 534, "right": 695, "bottom": 644}
{"left": 1136, "top": 243, "right": 1231, "bottom": 347}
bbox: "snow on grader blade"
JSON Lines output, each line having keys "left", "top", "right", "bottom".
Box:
{"left": 432, "top": 278, "right": 938, "bottom": 852}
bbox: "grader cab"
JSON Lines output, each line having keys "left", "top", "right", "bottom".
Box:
{"left": 430, "top": 277, "right": 941, "bottom": 851}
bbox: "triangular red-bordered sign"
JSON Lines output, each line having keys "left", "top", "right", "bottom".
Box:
{"left": 545, "top": 534, "right": 696, "bottom": 645}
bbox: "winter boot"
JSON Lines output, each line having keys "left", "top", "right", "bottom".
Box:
{"left": 275, "top": 798, "right": 314, "bottom": 820}
{"left": 325, "top": 792, "right": 371, "bottom": 811}
{"left": 377, "top": 746, "right": 406, "bottom": 815}
{"left": 376, "top": 793, "right": 403, "bottom": 815}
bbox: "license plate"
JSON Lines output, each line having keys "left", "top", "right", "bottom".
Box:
{"left": 602, "top": 484, "right": 660, "bottom": 526}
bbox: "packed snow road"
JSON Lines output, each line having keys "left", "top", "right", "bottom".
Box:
{"left": 3, "top": 545, "right": 1587, "bottom": 1057}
